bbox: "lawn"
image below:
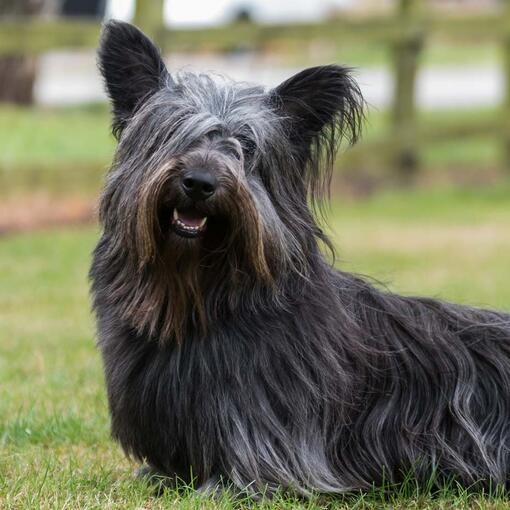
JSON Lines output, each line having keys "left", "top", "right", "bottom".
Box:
{"left": 1, "top": 185, "right": 510, "bottom": 509}
{"left": 0, "top": 105, "right": 504, "bottom": 197}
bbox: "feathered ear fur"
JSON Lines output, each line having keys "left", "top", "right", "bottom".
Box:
{"left": 271, "top": 65, "right": 364, "bottom": 199}
{"left": 98, "top": 20, "right": 170, "bottom": 138}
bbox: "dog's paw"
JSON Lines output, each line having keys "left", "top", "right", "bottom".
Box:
{"left": 196, "top": 475, "right": 224, "bottom": 497}
{"left": 135, "top": 465, "right": 179, "bottom": 495}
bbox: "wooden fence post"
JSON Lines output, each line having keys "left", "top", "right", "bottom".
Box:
{"left": 391, "top": 0, "right": 423, "bottom": 182}
{"left": 503, "top": 0, "right": 510, "bottom": 171}
{"left": 0, "top": 0, "right": 44, "bottom": 104}
{"left": 134, "top": 0, "right": 165, "bottom": 47}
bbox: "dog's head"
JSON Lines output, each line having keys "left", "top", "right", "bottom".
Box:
{"left": 96, "top": 21, "right": 364, "bottom": 340}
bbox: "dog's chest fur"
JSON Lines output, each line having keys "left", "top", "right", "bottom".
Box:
{"left": 98, "top": 283, "right": 353, "bottom": 486}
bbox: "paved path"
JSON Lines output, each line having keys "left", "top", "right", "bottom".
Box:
{"left": 34, "top": 51, "right": 504, "bottom": 110}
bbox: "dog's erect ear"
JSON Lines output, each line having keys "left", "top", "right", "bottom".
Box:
{"left": 98, "top": 20, "right": 170, "bottom": 138}
{"left": 271, "top": 65, "right": 364, "bottom": 147}
{"left": 270, "top": 65, "right": 364, "bottom": 199}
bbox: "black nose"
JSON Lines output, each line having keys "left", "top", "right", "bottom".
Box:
{"left": 181, "top": 170, "right": 217, "bottom": 201}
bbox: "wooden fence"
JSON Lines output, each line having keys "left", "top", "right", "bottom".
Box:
{"left": 2, "top": 0, "right": 510, "bottom": 178}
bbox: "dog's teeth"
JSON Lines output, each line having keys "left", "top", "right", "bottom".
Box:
{"left": 172, "top": 211, "right": 207, "bottom": 235}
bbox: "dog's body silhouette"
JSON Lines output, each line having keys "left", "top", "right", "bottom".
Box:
{"left": 91, "top": 20, "right": 510, "bottom": 496}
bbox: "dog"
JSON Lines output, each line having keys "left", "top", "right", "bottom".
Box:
{"left": 90, "top": 20, "right": 510, "bottom": 497}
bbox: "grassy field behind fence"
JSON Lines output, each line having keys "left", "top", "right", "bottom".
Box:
{"left": 0, "top": 105, "right": 505, "bottom": 197}
{"left": 1, "top": 186, "right": 510, "bottom": 509}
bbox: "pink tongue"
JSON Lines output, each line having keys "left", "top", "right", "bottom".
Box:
{"left": 177, "top": 210, "right": 205, "bottom": 227}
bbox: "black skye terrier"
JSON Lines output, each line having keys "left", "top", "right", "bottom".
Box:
{"left": 91, "top": 21, "right": 510, "bottom": 497}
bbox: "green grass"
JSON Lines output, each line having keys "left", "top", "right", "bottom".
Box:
{"left": 1, "top": 186, "right": 510, "bottom": 508}
{"left": 285, "top": 39, "right": 501, "bottom": 68}
{"left": 0, "top": 105, "right": 114, "bottom": 195}
{"left": 0, "top": 105, "right": 505, "bottom": 197}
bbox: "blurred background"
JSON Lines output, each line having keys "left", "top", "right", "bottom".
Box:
{"left": 2, "top": 0, "right": 510, "bottom": 229}
{"left": 2, "top": 2, "right": 510, "bottom": 505}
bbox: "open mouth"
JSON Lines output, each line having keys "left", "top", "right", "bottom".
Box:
{"left": 171, "top": 208, "right": 208, "bottom": 238}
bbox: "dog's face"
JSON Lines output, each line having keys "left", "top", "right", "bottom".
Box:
{"left": 96, "top": 21, "right": 363, "bottom": 339}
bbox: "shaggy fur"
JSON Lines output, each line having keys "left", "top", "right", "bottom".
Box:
{"left": 90, "top": 20, "right": 510, "bottom": 497}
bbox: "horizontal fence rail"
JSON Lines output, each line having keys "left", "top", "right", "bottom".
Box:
{"left": 2, "top": 14, "right": 510, "bottom": 56}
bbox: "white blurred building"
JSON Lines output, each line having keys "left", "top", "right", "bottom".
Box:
{"left": 106, "top": 0, "right": 356, "bottom": 27}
